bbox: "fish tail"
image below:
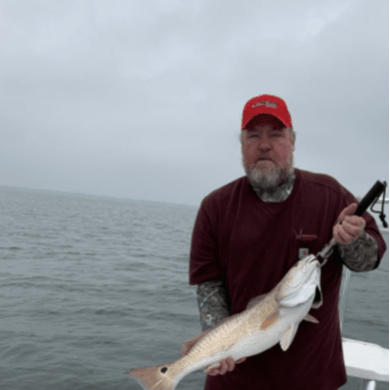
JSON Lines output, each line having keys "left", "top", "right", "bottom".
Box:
{"left": 127, "top": 362, "right": 178, "bottom": 390}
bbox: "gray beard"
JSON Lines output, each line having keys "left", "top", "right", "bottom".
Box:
{"left": 243, "top": 155, "right": 296, "bottom": 202}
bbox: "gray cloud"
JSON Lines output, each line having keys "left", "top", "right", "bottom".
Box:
{"left": 0, "top": 0, "right": 388, "bottom": 205}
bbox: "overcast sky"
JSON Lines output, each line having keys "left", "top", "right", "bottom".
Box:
{"left": 0, "top": 0, "right": 388, "bottom": 206}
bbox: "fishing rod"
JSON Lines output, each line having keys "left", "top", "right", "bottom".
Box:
{"left": 317, "top": 180, "right": 387, "bottom": 267}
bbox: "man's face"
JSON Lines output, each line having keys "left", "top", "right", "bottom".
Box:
{"left": 241, "top": 114, "right": 295, "bottom": 189}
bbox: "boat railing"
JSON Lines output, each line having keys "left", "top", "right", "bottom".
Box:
{"left": 339, "top": 197, "right": 389, "bottom": 390}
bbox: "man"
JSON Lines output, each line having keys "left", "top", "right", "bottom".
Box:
{"left": 183, "top": 94, "right": 387, "bottom": 390}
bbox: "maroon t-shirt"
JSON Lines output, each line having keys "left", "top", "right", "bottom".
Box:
{"left": 189, "top": 168, "right": 386, "bottom": 390}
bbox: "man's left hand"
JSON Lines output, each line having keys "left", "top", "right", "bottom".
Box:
{"left": 333, "top": 203, "right": 366, "bottom": 245}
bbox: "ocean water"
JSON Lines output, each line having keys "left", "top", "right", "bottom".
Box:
{"left": 1, "top": 186, "right": 388, "bottom": 390}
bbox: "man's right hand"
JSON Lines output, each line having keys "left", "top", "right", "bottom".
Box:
{"left": 180, "top": 332, "right": 247, "bottom": 376}
{"left": 205, "top": 356, "right": 246, "bottom": 375}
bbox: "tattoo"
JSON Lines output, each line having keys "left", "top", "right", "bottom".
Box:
{"left": 196, "top": 278, "right": 230, "bottom": 331}
{"left": 338, "top": 232, "right": 379, "bottom": 272}
{"left": 252, "top": 171, "right": 296, "bottom": 202}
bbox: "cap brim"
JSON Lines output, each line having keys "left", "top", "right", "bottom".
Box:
{"left": 242, "top": 110, "right": 289, "bottom": 129}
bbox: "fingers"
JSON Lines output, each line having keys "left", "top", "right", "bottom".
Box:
{"left": 225, "top": 357, "right": 236, "bottom": 372}
{"left": 333, "top": 223, "right": 354, "bottom": 244}
{"left": 207, "top": 359, "right": 230, "bottom": 376}
{"left": 338, "top": 203, "right": 358, "bottom": 222}
{"left": 336, "top": 203, "right": 362, "bottom": 228}
{"left": 333, "top": 220, "right": 364, "bottom": 245}
{"left": 342, "top": 218, "right": 365, "bottom": 236}
{"left": 344, "top": 215, "right": 366, "bottom": 230}
{"left": 334, "top": 203, "right": 366, "bottom": 245}
{"left": 207, "top": 357, "right": 245, "bottom": 376}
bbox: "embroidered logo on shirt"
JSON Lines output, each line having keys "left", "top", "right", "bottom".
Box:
{"left": 294, "top": 229, "right": 318, "bottom": 242}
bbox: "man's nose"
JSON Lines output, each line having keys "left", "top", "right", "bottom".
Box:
{"left": 257, "top": 136, "right": 272, "bottom": 151}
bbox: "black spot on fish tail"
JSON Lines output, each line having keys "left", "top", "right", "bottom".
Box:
{"left": 160, "top": 367, "right": 168, "bottom": 373}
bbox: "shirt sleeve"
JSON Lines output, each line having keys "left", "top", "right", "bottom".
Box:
{"left": 189, "top": 198, "right": 224, "bottom": 285}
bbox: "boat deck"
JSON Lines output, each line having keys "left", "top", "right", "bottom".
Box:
{"left": 342, "top": 337, "right": 389, "bottom": 382}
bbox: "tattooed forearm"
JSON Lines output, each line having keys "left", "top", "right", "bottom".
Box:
{"left": 338, "top": 231, "right": 379, "bottom": 272}
{"left": 196, "top": 277, "right": 231, "bottom": 331}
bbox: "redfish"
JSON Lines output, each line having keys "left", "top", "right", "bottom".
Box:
{"left": 127, "top": 254, "right": 323, "bottom": 390}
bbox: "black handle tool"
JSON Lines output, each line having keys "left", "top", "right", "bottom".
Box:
{"left": 316, "top": 180, "right": 387, "bottom": 267}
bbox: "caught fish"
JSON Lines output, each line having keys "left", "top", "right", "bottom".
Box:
{"left": 127, "top": 254, "right": 323, "bottom": 390}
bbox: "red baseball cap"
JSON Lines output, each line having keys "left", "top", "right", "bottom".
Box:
{"left": 241, "top": 94, "right": 292, "bottom": 130}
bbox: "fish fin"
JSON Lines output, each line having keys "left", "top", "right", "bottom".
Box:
{"left": 127, "top": 362, "right": 177, "bottom": 390}
{"left": 246, "top": 294, "right": 267, "bottom": 309}
{"left": 280, "top": 324, "right": 298, "bottom": 351}
{"left": 260, "top": 310, "right": 280, "bottom": 330}
{"left": 304, "top": 314, "right": 319, "bottom": 323}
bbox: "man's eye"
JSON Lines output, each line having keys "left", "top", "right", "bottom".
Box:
{"left": 248, "top": 134, "right": 259, "bottom": 139}
{"left": 271, "top": 132, "right": 282, "bottom": 138}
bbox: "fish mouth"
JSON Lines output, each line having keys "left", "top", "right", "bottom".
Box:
{"left": 304, "top": 256, "right": 321, "bottom": 273}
